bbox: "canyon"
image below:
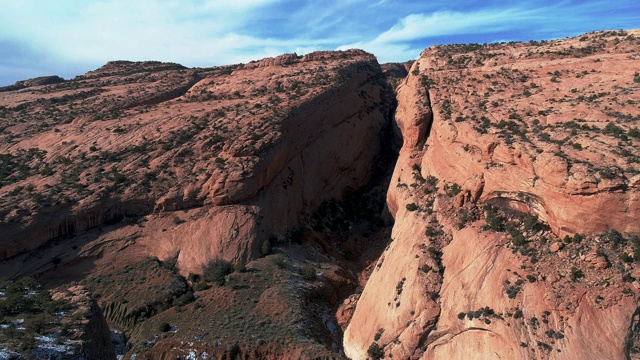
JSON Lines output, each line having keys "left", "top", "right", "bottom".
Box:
{"left": 1, "top": 29, "right": 639, "bottom": 359}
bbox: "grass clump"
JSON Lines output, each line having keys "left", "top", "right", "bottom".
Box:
{"left": 203, "top": 259, "right": 233, "bottom": 286}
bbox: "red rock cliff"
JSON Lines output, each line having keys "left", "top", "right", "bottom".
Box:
{"left": 345, "top": 29, "right": 640, "bottom": 359}
{"left": 0, "top": 50, "right": 393, "bottom": 278}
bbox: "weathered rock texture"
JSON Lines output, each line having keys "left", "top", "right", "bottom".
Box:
{"left": 345, "top": 29, "right": 640, "bottom": 359}
{"left": 0, "top": 50, "right": 392, "bottom": 276}
{"left": 51, "top": 285, "right": 117, "bottom": 359}
{"left": 0, "top": 75, "right": 66, "bottom": 92}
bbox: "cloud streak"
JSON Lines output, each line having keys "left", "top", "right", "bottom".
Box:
{"left": 337, "top": 1, "right": 640, "bottom": 63}
{"left": 0, "top": 0, "right": 638, "bottom": 85}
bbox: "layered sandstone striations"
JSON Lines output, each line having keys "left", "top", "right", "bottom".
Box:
{"left": 0, "top": 50, "right": 393, "bottom": 276}
{"left": 0, "top": 50, "right": 395, "bottom": 359}
{"left": 345, "top": 30, "right": 640, "bottom": 359}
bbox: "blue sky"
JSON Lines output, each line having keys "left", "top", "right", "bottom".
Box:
{"left": 1, "top": 0, "right": 639, "bottom": 85}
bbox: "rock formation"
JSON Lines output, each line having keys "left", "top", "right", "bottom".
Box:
{"left": 51, "top": 286, "right": 117, "bottom": 360}
{"left": 0, "top": 49, "right": 393, "bottom": 277}
{"left": 345, "top": 29, "right": 640, "bottom": 359}
{"left": 2, "top": 29, "right": 640, "bottom": 360}
{"left": 0, "top": 75, "right": 66, "bottom": 92}
{"left": 0, "top": 49, "right": 394, "bottom": 358}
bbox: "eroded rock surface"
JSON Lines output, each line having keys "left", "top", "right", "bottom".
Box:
{"left": 0, "top": 49, "right": 395, "bottom": 359}
{"left": 0, "top": 50, "right": 393, "bottom": 276}
{"left": 345, "top": 29, "right": 640, "bottom": 360}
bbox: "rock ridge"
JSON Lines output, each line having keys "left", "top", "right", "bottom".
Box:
{"left": 345, "top": 29, "right": 640, "bottom": 360}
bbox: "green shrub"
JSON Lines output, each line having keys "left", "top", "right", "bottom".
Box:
{"left": 158, "top": 322, "right": 171, "bottom": 332}
{"left": 193, "top": 282, "right": 209, "bottom": 292}
{"left": 523, "top": 214, "right": 539, "bottom": 232}
{"left": 405, "top": 203, "right": 419, "bottom": 211}
{"left": 300, "top": 265, "right": 316, "bottom": 281}
{"left": 514, "top": 308, "right": 524, "bottom": 319}
{"left": 620, "top": 253, "right": 634, "bottom": 263}
{"left": 173, "top": 291, "right": 194, "bottom": 306}
{"left": 187, "top": 273, "right": 201, "bottom": 283}
{"left": 444, "top": 183, "right": 462, "bottom": 197}
{"left": 234, "top": 261, "right": 247, "bottom": 273}
{"left": 570, "top": 267, "right": 584, "bottom": 282}
{"left": 604, "top": 229, "right": 625, "bottom": 245}
{"left": 511, "top": 232, "right": 527, "bottom": 247}
{"left": 261, "top": 239, "right": 272, "bottom": 256}
{"left": 203, "top": 259, "right": 233, "bottom": 286}
{"left": 367, "top": 342, "right": 384, "bottom": 360}
{"left": 270, "top": 253, "right": 286, "bottom": 268}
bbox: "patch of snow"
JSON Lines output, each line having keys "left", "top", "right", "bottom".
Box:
{"left": 33, "top": 335, "right": 75, "bottom": 358}
{"left": 0, "top": 348, "right": 21, "bottom": 360}
{"left": 186, "top": 350, "right": 197, "bottom": 360}
{"left": 111, "top": 330, "right": 126, "bottom": 357}
{"left": 37, "top": 335, "right": 57, "bottom": 343}
{"left": 144, "top": 336, "right": 157, "bottom": 348}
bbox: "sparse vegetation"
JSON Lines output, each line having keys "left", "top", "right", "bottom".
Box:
{"left": 0, "top": 277, "right": 71, "bottom": 353}
{"left": 300, "top": 265, "right": 316, "bottom": 281}
{"left": 158, "top": 322, "right": 171, "bottom": 332}
{"left": 367, "top": 342, "right": 384, "bottom": 360}
{"left": 203, "top": 259, "right": 233, "bottom": 286}
{"left": 406, "top": 203, "right": 419, "bottom": 211}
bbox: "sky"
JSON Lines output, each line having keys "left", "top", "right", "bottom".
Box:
{"left": 1, "top": 0, "right": 639, "bottom": 86}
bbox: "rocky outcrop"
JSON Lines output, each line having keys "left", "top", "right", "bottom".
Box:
{"left": 381, "top": 61, "right": 414, "bottom": 91}
{"left": 5, "top": 27, "right": 639, "bottom": 360}
{"left": 80, "top": 60, "right": 187, "bottom": 78}
{"left": 244, "top": 53, "right": 301, "bottom": 68}
{"left": 345, "top": 29, "right": 640, "bottom": 359}
{"left": 0, "top": 50, "right": 393, "bottom": 279}
{"left": 51, "top": 285, "right": 117, "bottom": 360}
{"left": 0, "top": 75, "right": 66, "bottom": 92}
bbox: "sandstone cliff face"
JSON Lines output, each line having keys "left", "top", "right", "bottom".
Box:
{"left": 0, "top": 50, "right": 392, "bottom": 276}
{"left": 0, "top": 50, "right": 395, "bottom": 359}
{"left": 345, "top": 30, "right": 640, "bottom": 359}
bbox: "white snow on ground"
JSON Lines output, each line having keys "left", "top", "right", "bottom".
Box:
{"left": 184, "top": 349, "right": 210, "bottom": 360}
{"left": 186, "top": 350, "right": 197, "bottom": 360}
{"left": 33, "top": 334, "right": 77, "bottom": 358}
{"left": 0, "top": 348, "right": 21, "bottom": 360}
{"left": 111, "top": 330, "right": 126, "bottom": 359}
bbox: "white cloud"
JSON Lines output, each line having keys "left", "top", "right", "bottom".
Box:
{"left": 0, "top": 0, "right": 638, "bottom": 84}
{"left": 336, "top": 41, "right": 419, "bottom": 64}
{"left": 199, "top": 0, "right": 282, "bottom": 11}
{"left": 375, "top": 9, "right": 538, "bottom": 43}
{"left": 336, "top": 7, "right": 549, "bottom": 63}
{"left": 0, "top": 0, "right": 301, "bottom": 68}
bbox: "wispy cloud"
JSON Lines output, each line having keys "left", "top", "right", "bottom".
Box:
{"left": 0, "top": 0, "right": 638, "bottom": 85}
{"left": 375, "top": 9, "right": 540, "bottom": 42}
{"left": 337, "top": 1, "right": 640, "bottom": 62}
